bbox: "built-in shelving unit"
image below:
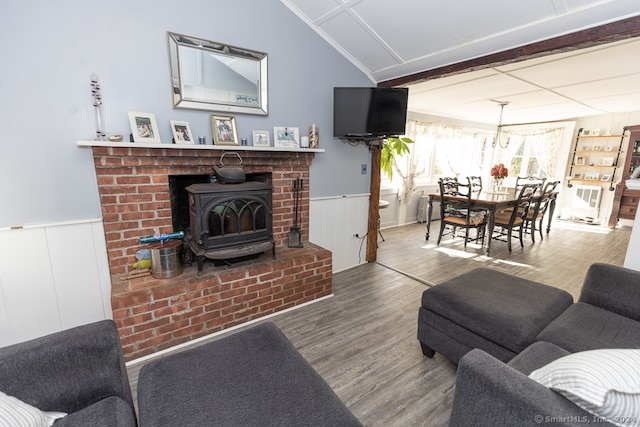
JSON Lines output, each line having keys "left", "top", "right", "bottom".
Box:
{"left": 76, "top": 140, "right": 325, "bottom": 153}
{"left": 566, "top": 129, "right": 625, "bottom": 191}
{"left": 609, "top": 125, "right": 640, "bottom": 227}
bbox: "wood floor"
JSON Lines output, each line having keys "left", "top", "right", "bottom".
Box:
{"left": 126, "top": 218, "right": 632, "bottom": 426}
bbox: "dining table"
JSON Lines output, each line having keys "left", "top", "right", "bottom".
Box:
{"left": 424, "top": 189, "right": 557, "bottom": 255}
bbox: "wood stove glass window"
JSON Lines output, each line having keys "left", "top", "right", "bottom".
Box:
{"left": 209, "top": 199, "right": 266, "bottom": 237}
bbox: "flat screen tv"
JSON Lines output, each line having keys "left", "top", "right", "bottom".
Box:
{"left": 333, "top": 87, "right": 408, "bottom": 140}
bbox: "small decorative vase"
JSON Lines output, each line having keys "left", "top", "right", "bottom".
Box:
{"left": 493, "top": 177, "right": 504, "bottom": 192}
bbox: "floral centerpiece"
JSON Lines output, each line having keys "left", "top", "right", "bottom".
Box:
{"left": 490, "top": 163, "right": 509, "bottom": 191}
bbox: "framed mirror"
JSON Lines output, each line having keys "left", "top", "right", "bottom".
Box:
{"left": 167, "top": 32, "right": 268, "bottom": 115}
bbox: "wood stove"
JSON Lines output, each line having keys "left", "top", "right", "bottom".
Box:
{"left": 186, "top": 181, "right": 275, "bottom": 274}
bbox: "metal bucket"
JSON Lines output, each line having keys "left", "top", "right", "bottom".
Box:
{"left": 149, "top": 240, "right": 183, "bottom": 279}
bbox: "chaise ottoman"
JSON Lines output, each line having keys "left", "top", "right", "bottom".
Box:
{"left": 137, "top": 322, "right": 362, "bottom": 427}
{"left": 417, "top": 268, "right": 573, "bottom": 363}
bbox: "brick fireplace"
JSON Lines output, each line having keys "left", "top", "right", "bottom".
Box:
{"left": 87, "top": 144, "right": 331, "bottom": 361}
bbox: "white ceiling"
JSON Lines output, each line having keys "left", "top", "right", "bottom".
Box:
{"left": 281, "top": 0, "right": 640, "bottom": 125}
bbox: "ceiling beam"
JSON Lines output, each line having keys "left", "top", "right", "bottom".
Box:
{"left": 379, "top": 15, "right": 640, "bottom": 88}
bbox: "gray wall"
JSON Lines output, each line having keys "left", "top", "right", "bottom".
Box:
{"left": 0, "top": 0, "right": 373, "bottom": 228}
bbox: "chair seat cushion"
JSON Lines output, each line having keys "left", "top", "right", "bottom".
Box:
{"left": 421, "top": 268, "right": 573, "bottom": 354}
{"left": 536, "top": 302, "right": 640, "bottom": 352}
{"left": 494, "top": 212, "right": 523, "bottom": 225}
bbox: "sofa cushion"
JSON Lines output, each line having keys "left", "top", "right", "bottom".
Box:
{"left": 507, "top": 341, "right": 570, "bottom": 375}
{"left": 421, "top": 268, "right": 573, "bottom": 354}
{"left": 529, "top": 349, "right": 640, "bottom": 426}
{"left": 536, "top": 302, "right": 640, "bottom": 352}
{"left": 0, "top": 390, "right": 66, "bottom": 427}
{"left": 137, "top": 322, "right": 362, "bottom": 427}
{"left": 55, "top": 396, "right": 137, "bottom": 427}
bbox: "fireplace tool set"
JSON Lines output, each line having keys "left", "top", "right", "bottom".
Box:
{"left": 288, "top": 178, "right": 304, "bottom": 248}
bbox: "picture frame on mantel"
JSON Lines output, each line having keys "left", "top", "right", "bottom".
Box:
{"left": 128, "top": 111, "right": 161, "bottom": 143}
{"left": 170, "top": 120, "right": 194, "bottom": 144}
{"left": 252, "top": 130, "right": 270, "bottom": 147}
{"left": 273, "top": 126, "right": 299, "bottom": 148}
{"left": 211, "top": 115, "right": 239, "bottom": 145}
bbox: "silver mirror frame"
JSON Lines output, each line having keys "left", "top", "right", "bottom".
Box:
{"left": 167, "top": 32, "right": 268, "bottom": 116}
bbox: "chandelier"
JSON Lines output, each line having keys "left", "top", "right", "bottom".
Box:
{"left": 484, "top": 101, "right": 510, "bottom": 148}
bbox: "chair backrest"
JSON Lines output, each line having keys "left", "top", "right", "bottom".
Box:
{"left": 504, "top": 183, "right": 540, "bottom": 225}
{"left": 466, "top": 176, "right": 483, "bottom": 194}
{"left": 531, "top": 180, "right": 560, "bottom": 218}
{"left": 516, "top": 176, "right": 546, "bottom": 189}
{"left": 438, "top": 177, "right": 472, "bottom": 220}
{"left": 438, "top": 177, "right": 460, "bottom": 199}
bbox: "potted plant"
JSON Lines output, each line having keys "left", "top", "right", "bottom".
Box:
{"left": 380, "top": 137, "right": 414, "bottom": 181}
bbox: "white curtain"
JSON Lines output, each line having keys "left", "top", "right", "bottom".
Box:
{"left": 496, "top": 127, "right": 564, "bottom": 179}
{"left": 400, "top": 120, "right": 463, "bottom": 203}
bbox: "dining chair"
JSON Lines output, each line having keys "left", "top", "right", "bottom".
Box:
{"left": 524, "top": 180, "right": 560, "bottom": 242}
{"left": 515, "top": 176, "right": 546, "bottom": 189}
{"left": 437, "top": 177, "right": 486, "bottom": 248}
{"left": 466, "top": 176, "right": 483, "bottom": 193}
{"left": 492, "top": 183, "right": 540, "bottom": 252}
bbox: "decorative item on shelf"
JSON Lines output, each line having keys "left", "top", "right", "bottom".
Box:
{"left": 309, "top": 124, "right": 319, "bottom": 149}
{"left": 252, "top": 130, "right": 270, "bottom": 147}
{"left": 198, "top": 135, "right": 207, "bottom": 145}
{"left": 584, "top": 172, "right": 600, "bottom": 180}
{"left": 170, "top": 120, "right": 193, "bottom": 144}
{"left": 128, "top": 111, "right": 161, "bottom": 143}
{"left": 90, "top": 72, "right": 107, "bottom": 141}
{"left": 490, "top": 163, "right": 509, "bottom": 192}
{"left": 600, "top": 157, "right": 615, "bottom": 166}
{"left": 274, "top": 127, "right": 300, "bottom": 148}
{"left": 300, "top": 136, "right": 309, "bottom": 148}
{"left": 211, "top": 115, "right": 239, "bottom": 145}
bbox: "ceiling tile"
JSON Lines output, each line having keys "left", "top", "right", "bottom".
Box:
{"left": 318, "top": 10, "right": 399, "bottom": 71}
{"left": 282, "top": 0, "right": 343, "bottom": 21}
{"left": 556, "top": 73, "right": 640, "bottom": 100}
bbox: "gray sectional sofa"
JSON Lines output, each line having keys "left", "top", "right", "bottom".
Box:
{"left": 0, "top": 319, "right": 137, "bottom": 426}
{"left": 0, "top": 319, "right": 360, "bottom": 426}
{"left": 419, "top": 263, "right": 640, "bottom": 426}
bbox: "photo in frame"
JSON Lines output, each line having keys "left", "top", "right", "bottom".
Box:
{"left": 211, "top": 115, "right": 239, "bottom": 145}
{"left": 599, "top": 157, "right": 615, "bottom": 166}
{"left": 170, "top": 120, "right": 194, "bottom": 144}
{"left": 574, "top": 156, "right": 586, "bottom": 166}
{"left": 601, "top": 174, "right": 612, "bottom": 181}
{"left": 584, "top": 172, "right": 600, "bottom": 180}
{"left": 572, "top": 173, "right": 583, "bottom": 179}
{"left": 128, "top": 112, "right": 161, "bottom": 143}
{"left": 273, "top": 127, "right": 299, "bottom": 148}
{"left": 252, "top": 130, "right": 270, "bottom": 147}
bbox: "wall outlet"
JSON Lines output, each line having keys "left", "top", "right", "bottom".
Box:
{"left": 361, "top": 164, "right": 367, "bottom": 174}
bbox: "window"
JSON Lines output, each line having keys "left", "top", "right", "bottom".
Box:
{"left": 382, "top": 120, "right": 565, "bottom": 203}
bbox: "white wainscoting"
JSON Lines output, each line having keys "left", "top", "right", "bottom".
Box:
{"left": 309, "top": 194, "right": 370, "bottom": 272}
{"left": 0, "top": 219, "right": 112, "bottom": 347}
